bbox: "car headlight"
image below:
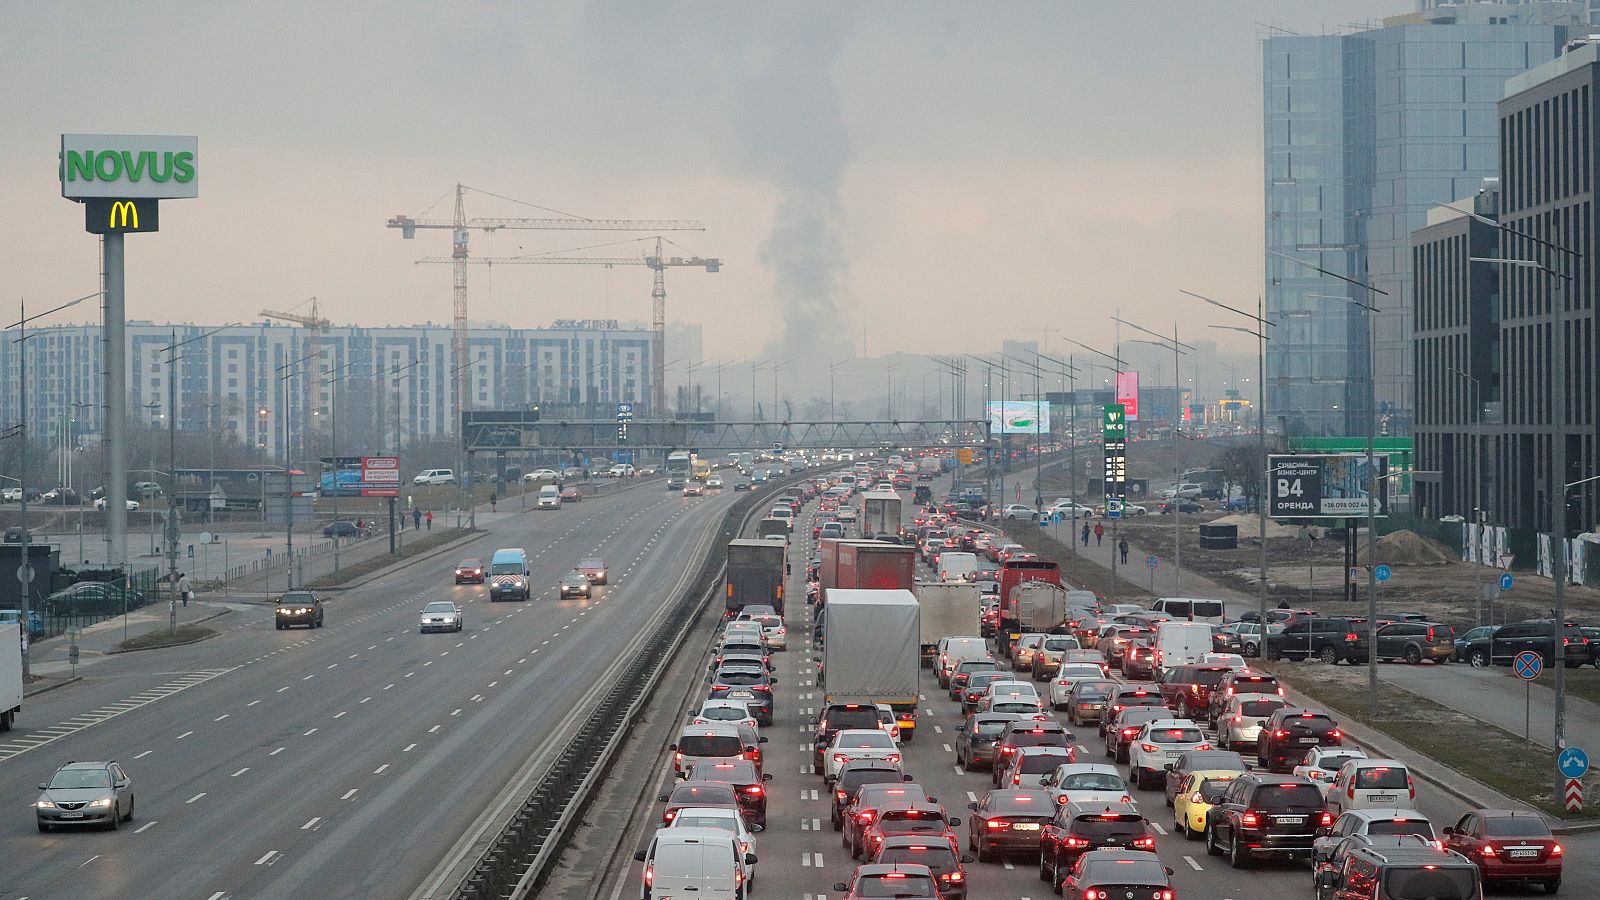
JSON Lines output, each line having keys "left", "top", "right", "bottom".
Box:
{"left": 442, "top": 616, "right": 456, "bottom": 622}
{"left": 88, "top": 797, "right": 112, "bottom": 808}
{"left": 36, "top": 799, "right": 56, "bottom": 809}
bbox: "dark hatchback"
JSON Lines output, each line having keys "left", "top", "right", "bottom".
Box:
{"left": 1039, "top": 801, "right": 1156, "bottom": 885}
{"left": 830, "top": 760, "right": 910, "bottom": 830}
{"left": 1257, "top": 708, "right": 1342, "bottom": 772}
{"left": 1206, "top": 774, "right": 1332, "bottom": 866}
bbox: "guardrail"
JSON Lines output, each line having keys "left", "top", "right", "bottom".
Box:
{"left": 448, "top": 471, "right": 809, "bottom": 899}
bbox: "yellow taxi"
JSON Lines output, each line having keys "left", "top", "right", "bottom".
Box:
{"left": 1172, "top": 769, "right": 1239, "bottom": 840}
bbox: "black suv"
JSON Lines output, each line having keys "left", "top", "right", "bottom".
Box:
{"left": 1039, "top": 801, "right": 1155, "bottom": 886}
{"left": 1460, "top": 619, "right": 1591, "bottom": 669}
{"left": 814, "top": 703, "right": 887, "bottom": 769}
{"left": 829, "top": 760, "right": 911, "bottom": 829}
{"left": 1205, "top": 773, "right": 1331, "bottom": 867}
{"left": 274, "top": 591, "right": 324, "bottom": 629}
{"left": 1266, "top": 617, "right": 1368, "bottom": 664}
{"left": 1257, "top": 708, "right": 1342, "bottom": 772}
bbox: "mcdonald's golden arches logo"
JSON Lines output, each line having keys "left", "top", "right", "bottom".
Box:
{"left": 83, "top": 197, "right": 159, "bottom": 235}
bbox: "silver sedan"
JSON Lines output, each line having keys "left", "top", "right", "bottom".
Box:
{"left": 419, "top": 600, "right": 463, "bottom": 633}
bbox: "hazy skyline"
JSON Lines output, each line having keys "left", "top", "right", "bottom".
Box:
{"left": 3, "top": 1, "right": 1400, "bottom": 361}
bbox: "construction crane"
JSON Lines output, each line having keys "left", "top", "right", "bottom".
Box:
{"left": 388, "top": 184, "right": 703, "bottom": 421}
{"left": 260, "top": 297, "right": 332, "bottom": 452}
{"left": 417, "top": 237, "right": 720, "bottom": 412}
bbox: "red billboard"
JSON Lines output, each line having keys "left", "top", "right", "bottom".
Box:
{"left": 360, "top": 456, "right": 400, "bottom": 497}
{"left": 1115, "top": 371, "right": 1140, "bottom": 421}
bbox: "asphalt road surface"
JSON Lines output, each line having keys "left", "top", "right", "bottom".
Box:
{"left": 607, "top": 474, "right": 1600, "bottom": 900}
{"left": 0, "top": 481, "right": 742, "bottom": 900}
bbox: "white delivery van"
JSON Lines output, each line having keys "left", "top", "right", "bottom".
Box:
{"left": 1154, "top": 621, "right": 1213, "bottom": 672}
{"left": 536, "top": 485, "right": 561, "bottom": 509}
{"left": 1149, "top": 597, "right": 1227, "bottom": 625}
{"left": 633, "top": 826, "right": 751, "bottom": 899}
{"left": 938, "top": 551, "right": 980, "bottom": 583}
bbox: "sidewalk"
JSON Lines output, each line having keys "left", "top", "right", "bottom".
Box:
{"left": 27, "top": 598, "right": 245, "bottom": 677}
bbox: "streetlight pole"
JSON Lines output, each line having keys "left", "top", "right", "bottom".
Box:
{"left": 750, "top": 361, "right": 768, "bottom": 420}
{"left": 829, "top": 360, "right": 847, "bottom": 423}
{"left": 5, "top": 290, "right": 100, "bottom": 678}
{"left": 1449, "top": 366, "right": 1485, "bottom": 626}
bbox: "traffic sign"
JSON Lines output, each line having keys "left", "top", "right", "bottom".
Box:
{"left": 1374, "top": 564, "right": 1392, "bottom": 582}
{"left": 1145, "top": 555, "right": 1159, "bottom": 570}
{"left": 1558, "top": 747, "right": 1590, "bottom": 779}
{"left": 15, "top": 564, "right": 33, "bottom": 585}
{"left": 1499, "top": 572, "right": 1514, "bottom": 591}
{"left": 1565, "top": 778, "right": 1584, "bottom": 813}
{"left": 1106, "top": 498, "right": 1124, "bottom": 519}
{"left": 1514, "top": 651, "right": 1543, "bottom": 681}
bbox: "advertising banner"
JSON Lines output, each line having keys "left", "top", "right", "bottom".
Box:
{"left": 1115, "top": 371, "right": 1140, "bottom": 421}
{"left": 60, "top": 134, "right": 199, "bottom": 199}
{"left": 1267, "top": 453, "right": 1389, "bottom": 519}
{"left": 360, "top": 456, "right": 401, "bottom": 497}
{"left": 985, "top": 400, "right": 1050, "bottom": 435}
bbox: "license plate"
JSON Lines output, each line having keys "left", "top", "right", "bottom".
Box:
{"left": 1297, "top": 737, "right": 1319, "bottom": 744}
{"left": 1012, "top": 822, "right": 1041, "bottom": 831}
{"left": 727, "top": 691, "right": 754, "bottom": 700}
{"left": 1369, "top": 794, "right": 1396, "bottom": 802}
{"left": 1273, "top": 815, "right": 1305, "bottom": 825}
{"left": 59, "top": 813, "right": 83, "bottom": 819}
{"left": 1508, "top": 849, "right": 1539, "bottom": 859}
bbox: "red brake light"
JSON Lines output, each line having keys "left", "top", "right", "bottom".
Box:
{"left": 986, "top": 819, "right": 1009, "bottom": 829}
{"left": 1190, "top": 792, "right": 1203, "bottom": 803}
{"left": 1241, "top": 810, "right": 1260, "bottom": 827}
{"left": 1319, "top": 810, "right": 1333, "bottom": 827}
{"left": 1480, "top": 844, "right": 1497, "bottom": 857}
{"left": 1345, "top": 633, "right": 1359, "bottom": 641}
{"left": 1552, "top": 843, "right": 1564, "bottom": 855}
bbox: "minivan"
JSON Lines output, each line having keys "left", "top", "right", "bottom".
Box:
{"left": 1324, "top": 759, "right": 1415, "bottom": 817}
{"left": 536, "top": 485, "right": 561, "bottom": 509}
{"left": 487, "top": 548, "right": 530, "bottom": 600}
{"left": 938, "top": 551, "right": 980, "bottom": 583}
{"left": 413, "top": 468, "right": 455, "bottom": 485}
{"left": 633, "top": 827, "right": 753, "bottom": 900}
{"left": 672, "top": 723, "right": 757, "bottom": 778}
{"left": 1154, "top": 621, "right": 1214, "bottom": 672}
{"left": 1150, "top": 597, "right": 1227, "bottom": 625}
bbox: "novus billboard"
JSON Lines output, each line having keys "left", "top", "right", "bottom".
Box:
{"left": 60, "top": 134, "right": 198, "bottom": 199}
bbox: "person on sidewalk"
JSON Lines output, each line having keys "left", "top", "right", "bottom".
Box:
{"left": 490, "top": 495, "right": 497, "bottom": 513}
{"left": 1081, "top": 522, "right": 1090, "bottom": 546}
{"left": 412, "top": 508, "right": 422, "bottom": 530}
{"left": 1118, "top": 538, "right": 1129, "bottom": 565}
{"left": 425, "top": 510, "right": 433, "bottom": 530}
{"left": 1093, "top": 522, "right": 1105, "bottom": 546}
{"left": 177, "top": 572, "right": 193, "bottom": 607}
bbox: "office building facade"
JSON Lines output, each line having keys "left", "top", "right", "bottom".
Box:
{"left": 1263, "top": 2, "right": 1577, "bottom": 438}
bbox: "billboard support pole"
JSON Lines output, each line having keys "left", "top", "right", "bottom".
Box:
{"left": 1365, "top": 319, "right": 1379, "bottom": 717}
{"left": 104, "top": 233, "right": 129, "bottom": 596}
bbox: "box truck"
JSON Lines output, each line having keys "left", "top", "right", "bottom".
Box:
{"left": 819, "top": 539, "right": 916, "bottom": 596}
{"left": 998, "top": 560, "right": 1062, "bottom": 655}
{"left": 916, "top": 581, "right": 980, "bottom": 666}
{"left": 822, "top": 588, "right": 920, "bottom": 740}
{"left": 725, "top": 539, "right": 787, "bottom": 617}
{"left": 859, "top": 491, "right": 903, "bottom": 540}
{"left": 1, "top": 625, "right": 21, "bottom": 731}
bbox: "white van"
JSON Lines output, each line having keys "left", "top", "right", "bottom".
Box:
{"left": 536, "top": 485, "right": 561, "bottom": 509}
{"left": 1325, "top": 758, "right": 1416, "bottom": 817}
{"left": 938, "top": 551, "right": 980, "bottom": 583}
{"left": 412, "top": 468, "right": 455, "bottom": 485}
{"left": 633, "top": 827, "right": 751, "bottom": 900}
{"left": 1154, "top": 621, "right": 1213, "bottom": 672}
{"left": 1149, "top": 597, "right": 1227, "bottom": 625}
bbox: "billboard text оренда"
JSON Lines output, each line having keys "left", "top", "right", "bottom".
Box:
{"left": 1115, "top": 371, "right": 1140, "bottom": 421}
{"left": 1267, "top": 453, "right": 1390, "bottom": 519}
{"left": 986, "top": 401, "right": 1050, "bottom": 435}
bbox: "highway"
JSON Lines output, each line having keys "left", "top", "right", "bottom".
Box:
{"left": 604, "top": 474, "right": 1600, "bottom": 900}
{"left": 0, "top": 480, "right": 743, "bottom": 900}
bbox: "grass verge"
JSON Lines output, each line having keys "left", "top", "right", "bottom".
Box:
{"left": 116, "top": 625, "right": 217, "bottom": 652}
{"left": 304, "top": 528, "right": 475, "bottom": 589}
{"left": 1486, "top": 663, "right": 1600, "bottom": 707}
{"left": 1257, "top": 659, "right": 1599, "bottom": 820}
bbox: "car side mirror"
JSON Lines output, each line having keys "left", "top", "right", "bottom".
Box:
{"left": 769, "top": 678, "right": 778, "bottom": 684}
{"left": 744, "top": 852, "right": 758, "bottom": 865}
{"left": 761, "top": 773, "right": 773, "bottom": 782}
{"left": 657, "top": 794, "right": 669, "bottom": 803}
{"left": 961, "top": 854, "right": 976, "bottom": 864}
{"left": 751, "top": 822, "right": 764, "bottom": 833}
{"left": 833, "top": 884, "right": 848, "bottom": 893}
{"left": 633, "top": 850, "right": 647, "bottom": 862}
{"left": 667, "top": 743, "right": 677, "bottom": 752}
{"left": 902, "top": 773, "right": 914, "bottom": 781}
{"left": 37, "top": 782, "right": 47, "bottom": 790}
{"left": 1441, "top": 826, "right": 1454, "bottom": 836}
{"left": 947, "top": 816, "right": 961, "bottom": 826}
{"left": 114, "top": 780, "right": 129, "bottom": 789}
{"left": 955, "top": 724, "right": 966, "bottom": 734}
{"left": 1166, "top": 866, "right": 1175, "bottom": 876}
{"left": 758, "top": 736, "right": 769, "bottom": 744}
{"left": 967, "top": 801, "right": 978, "bottom": 810}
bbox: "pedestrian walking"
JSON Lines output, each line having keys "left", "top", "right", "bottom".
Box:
{"left": 1093, "top": 522, "right": 1105, "bottom": 546}
{"left": 412, "top": 508, "right": 422, "bottom": 530}
{"left": 1118, "top": 538, "right": 1129, "bottom": 565}
{"left": 490, "top": 495, "right": 497, "bottom": 513}
{"left": 176, "top": 572, "right": 194, "bottom": 607}
{"left": 425, "top": 510, "right": 433, "bottom": 530}
{"left": 1081, "top": 522, "right": 1090, "bottom": 546}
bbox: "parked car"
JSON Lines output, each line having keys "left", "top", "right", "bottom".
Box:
{"left": 321, "top": 520, "right": 365, "bottom": 538}
{"left": 1460, "top": 619, "right": 1590, "bottom": 668}
{"left": 1266, "top": 617, "right": 1369, "bottom": 665}
{"left": 1374, "top": 621, "right": 1457, "bottom": 663}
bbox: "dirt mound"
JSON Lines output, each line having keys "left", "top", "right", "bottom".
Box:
{"left": 1213, "top": 513, "right": 1298, "bottom": 539}
{"left": 1376, "top": 530, "right": 1454, "bottom": 566}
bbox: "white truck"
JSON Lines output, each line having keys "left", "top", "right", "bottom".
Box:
{"left": 1154, "top": 621, "right": 1213, "bottom": 672}
{"left": 822, "top": 588, "right": 921, "bottom": 741}
{"left": 859, "top": 491, "right": 903, "bottom": 540}
{"left": 1011, "top": 581, "right": 1070, "bottom": 634}
{"left": 1, "top": 625, "right": 21, "bottom": 731}
{"left": 916, "top": 581, "right": 980, "bottom": 667}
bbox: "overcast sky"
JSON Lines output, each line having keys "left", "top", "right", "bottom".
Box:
{"left": 2, "top": 0, "right": 1400, "bottom": 363}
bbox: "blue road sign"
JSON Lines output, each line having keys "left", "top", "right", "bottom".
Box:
{"left": 1106, "top": 499, "right": 1124, "bottom": 520}
{"left": 1374, "top": 564, "right": 1392, "bottom": 582}
{"left": 1514, "top": 650, "right": 1543, "bottom": 681}
{"left": 1145, "top": 555, "right": 1159, "bottom": 570}
{"left": 1038, "top": 518, "right": 1049, "bottom": 528}
{"left": 1499, "top": 572, "right": 1514, "bottom": 591}
{"left": 1558, "top": 747, "right": 1590, "bottom": 779}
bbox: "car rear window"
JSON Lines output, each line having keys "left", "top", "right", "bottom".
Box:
{"left": 1083, "top": 856, "right": 1167, "bottom": 884}
{"left": 1368, "top": 819, "right": 1433, "bottom": 838}
{"left": 1060, "top": 772, "right": 1125, "bottom": 791}
{"left": 679, "top": 735, "right": 743, "bottom": 757}
{"left": 1071, "top": 813, "right": 1146, "bottom": 837}
{"left": 1150, "top": 727, "right": 1204, "bottom": 743}
{"left": 1383, "top": 867, "right": 1477, "bottom": 900}
{"left": 840, "top": 768, "right": 903, "bottom": 794}
{"left": 879, "top": 810, "right": 948, "bottom": 831}
{"left": 1354, "top": 766, "right": 1409, "bottom": 789}
{"left": 990, "top": 793, "right": 1051, "bottom": 815}
{"left": 992, "top": 702, "right": 1038, "bottom": 715}
{"left": 1198, "top": 779, "right": 1231, "bottom": 803}
{"left": 1283, "top": 714, "right": 1337, "bottom": 731}
{"left": 1233, "top": 676, "right": 1279, "bottom": 691}
{"left": 1043, "top": 637, "right": 1078, "bottom": 651}
{"left": 876, "top": 845, "right": 957, "bottom": 871}
{"left": 838, "top": 732, "right": 895, "bottom": 749}
{"left": 1190, "top": 668, "right": 1230, "bottom": 686}
{"left": 1075, "top": 683, "right": 1113, "bottom": 700}
{"left": 855, "top": 875, "right": 937, "bottom": 898}
{"left": 1483, "top": 816, "right": 1552, "bottom": 837}
{"left": 1019, "top": 753, "right": 1072, "bottom": 774}
{"left": 1240, "top": 699, "right": 1286, "bottom": 717}
{"left": 1253, "top": 783, "right": 1325, "bottom": 809}
{"left": 669, "top": 783, "right": 738, "bottom": 805}
{"left": 972, "top": 719, "right": 1012, "bottom": 736}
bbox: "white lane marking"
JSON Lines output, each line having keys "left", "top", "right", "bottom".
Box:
{"left": 214, "top": 714, "right": 230, "bottom": 722}
{"left": 450, "top": 708, "right": 462, "bottom": 717}
{"left": 302, "top": 817, "right": 321, "bottom": 830}
{"left": 253, "top": 851, "right": 279, "bottom": 865}
{"left": 428, "top": 725, "right": 441, "bottom": 733}
{"left": 269, "top": 747, "right": 284, "bottom": 756}
{"left": 231, "top": 768, "right": 249, "bottom": 777}
{"left": 326, "top": 663, "right": 338, "bottom": 670}
{"left": 302, "top": 674, "right": 315, "bottom": 680}
{"left": 134, "top": 821, "right": 157, "bottom": 833}
{"left": 942, "top": 744, "right": 953, "bottom": 753}
{"left": 374, "top": 764, "right": 389, "bottom": 774}
{"left": 360, "top": 697, "right": 372, "bottom": 704}
{"left": 1003, "top": 860, "right": 1014, "bottom": 870}
{"left": 953, "top": 765, "right": 966, "bottom": 776}
{"left": 933, "top": 725, "right": 943, "bottom": 734}
{"left": 1151, "top": 822, "right": 1167, "bottom": 835}
{"left": 134, "top": 750, "right": 153, "bottom": 760}
{"left": 176, "top": 731, "right": 194, "bottom": 740}
{"left": 966, "top": 791, "right": 978, "bottom": 802}
{"left": 403, "top": 743, "right": 417, "bottom": 752}
{"left": 340, "top": 789, "right": 358, "bottom": 800}
{"left": 208, "top": 893, "right": 226, "bottom": 900}
{"left": 384, "top": 683, "right": 395, "bottom": 690}
{"left": 333, "top": 711, "right": 348, "bottom": 719}
{"left": 1184, "top": 855, "right": 1203, "bottom": 871}
{"left": 186, "top": 793, "right": 207, "bottom": 804}
{"left": 247, "top": 700, "right": 261, "bottom": 707}
{"left": 304, "top": 728, "right": 318, "bottom": 736}
{"left": 277, "top": 686, "right": 291, "bottom": 693}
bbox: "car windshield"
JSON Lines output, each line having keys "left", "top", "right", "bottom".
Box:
{"left": 1382, "top": 867, "right": 1477, "bottom": 900}
{"left": 490, "top": 563, "right": 523, "bottom": 574}
{"left": 459, "top": 560, "right": 480, "bottom": 567}
{"left": 49, "top": 769, "right": 111, "bottom": 789}
{"left": 279, "top": 592, "right": 315, "bottom": 606}
{"left": 678, "top": 735, "right": 743, "bottom": 757}
{"left": 1483, "top": 816, "right": 1552, "bottom": 837}
{"left": 1060, "top": 772, "right": 1126, "bottom": 791}
{"left": 1354, "top": 767, "right": 1410, "bottom": 789}
{"left": 1239, "top": 700, "right": 1286, "bottom": 717}
{"left": 423, "top": 602, "right": 455, "bottom": 614}
{"left": 855, "top": 875, "right": 937, "bottom": 898}
{"left": 580, "top": 559, "right": 604, "bottom": 568}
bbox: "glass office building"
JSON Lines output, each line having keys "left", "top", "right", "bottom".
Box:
{"left": 1263, "top": 3, "right": 1577, "bottom": 437}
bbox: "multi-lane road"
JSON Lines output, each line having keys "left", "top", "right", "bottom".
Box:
{"left": 606, "top": 473, "right": 1600, "bottom": 900}
{"left": 0, "top": 480, "right": 743, "bottom": 900}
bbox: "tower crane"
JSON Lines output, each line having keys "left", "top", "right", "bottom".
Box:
{"left": 388, "top": 184, "right": 703, "bottom": 421}
{"left": 260, "top": 297, "right": 333, "bottom": 446}
{"left": 417, "top": 237, "right": 720, "bottom": 412}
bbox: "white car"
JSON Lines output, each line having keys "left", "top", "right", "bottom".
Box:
{"left": 706, "top": 475, "right": 724, "bottom": 489}
{"left": 1050, "top": 663, "right": 1113, "bottom": 710}
{"left": 835, "top": 507, "right": 858, "bottom": 523}
{"left": 1000, "top": 504, "right": 1038, "bottom": 520}
{"left": 1127, "top": 719, "right": 1210, "bottom": 789}
{"left": 94, "top": 497, "right": 139, "bottom": 511}
{"left": 1214, "top": 694, "right": 1287, "bottom": 752}
{"left": 1, "top": 487, "right": 21, "bottom": 502}
{"left": 1041, "top": 763, "right": 1134, "bottom": 809}
{"left": 1198, "top": 652, "right": 1248, "bottom": 671}
{"left": 1324, "top": 758, "right": 1415, "bottom": 816}
{"left": 522, "top": 469, "right": 559, "bottom": 483}
{"left": 692, "top": 699, "right": 760, "bottom": 733}
{"left": 1293, "top": 746, "right": 1369, "bottom": 796}
{"left": 1161, "top": 483, "right": 1203, "bottom": 499}
{"left": 418, "top": 600, "right": 463, "bottom": 633}
{"left": 1116, "top": 504, "right": 1150, "bottom": 516}
{"left": 746, "top": 614, "right": 787, "bottom": 651}
{"left": 413, "top": 468, "right": 455, "bottom": 485}
{"left": 822, "top": 729, "right": 901, "bottom": 782}
{"left": 663, "top": 806, "right": 760, "bottom": 877}
{"left": 1046, "top": 501, "right": 1096, "bottom": 519}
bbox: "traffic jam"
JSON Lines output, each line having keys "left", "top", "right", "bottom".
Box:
{"left": 624, "top": 455, "right": 1557, "bottom": 900}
